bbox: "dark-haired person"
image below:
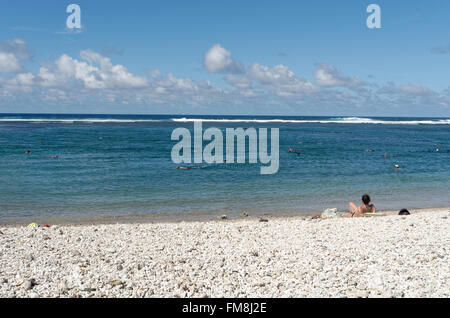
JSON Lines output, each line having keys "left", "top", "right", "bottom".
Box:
{"left": 343, "top": 194, "right": 376, "bottom": 218}
{"left": 399, "top": 209, "right": 410, "bottom": 215}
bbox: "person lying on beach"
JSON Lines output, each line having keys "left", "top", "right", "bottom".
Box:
{"left": 343, "top": 194, "right": 376, "bottom": 218}
{"left": 399, "top": 209, "right": 410, "bottom": 215}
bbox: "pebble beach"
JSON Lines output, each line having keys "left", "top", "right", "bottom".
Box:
{"left": 0, "top": 208, "right": 449, "bottom": 298}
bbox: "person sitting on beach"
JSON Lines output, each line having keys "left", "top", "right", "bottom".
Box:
{"left": 344, "top": 194, "right": 376, "bottom": 218}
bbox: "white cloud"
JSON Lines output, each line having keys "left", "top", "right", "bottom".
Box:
{"left": 249, "top": 63, "right": 292, "bottom": 84}
{"left": 149, "top": 69, "right": 162, "bottom": 79}
{"left": 156, "top": 73, "right": 199, "bottom": 92}
{"left": 249, "top": 63, "right": 316, "bottom": 97}
{"left": 224, "top": 74, "right": 252, "bottom": 89}
{"left": 204, "top": 44, "right": 244, "bottom": 74}
{"left": 0, "top": 38, "right": 32, "bottom": 60}
{"left": 314, "top": 63, "right": 363, "bottom": 88}
{"left": 36, "top": 66, "right": 60, "bottom": 87}
{"left": 399, "top": 84, "right": 433, "bottom": 96}
{"left": 0, "top": 38, "right": 32, "bottom": 73}
{"left": 1, "top": 39, "right": 449, "bottom": 115}
{"left": 204, "top": 45, "right": 315, "bottom": 98}
{"left": 46, "top": 51, "right": 149, "bottom": 89}
{"left": 9, "top": 72, "right": 35, "bottom": 86}
{"left": 378, "top": 83, "right": 435, "bottom": 97}
{"left": 0, "top": 52, "right": 22, "bottom": 73}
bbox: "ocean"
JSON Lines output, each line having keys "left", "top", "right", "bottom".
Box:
{"left": 0, "top": 114, "right": 449, "bottom": 224}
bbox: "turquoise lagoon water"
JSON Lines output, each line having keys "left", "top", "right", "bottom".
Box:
{"left": 0, "top": 114, "right": 449, "bottom": 224}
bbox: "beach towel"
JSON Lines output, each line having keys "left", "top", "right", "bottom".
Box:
{"left": 320, "top": 208, "right": 346, "bottom": 219}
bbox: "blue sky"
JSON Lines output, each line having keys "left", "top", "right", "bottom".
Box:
{"left": 0, "top": 0, "right": 449, "bottom": 116}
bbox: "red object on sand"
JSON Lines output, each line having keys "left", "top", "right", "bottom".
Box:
{"left": 42, "top": 224, "right": 50, "bottom": 228}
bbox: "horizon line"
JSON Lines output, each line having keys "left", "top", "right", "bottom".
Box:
{"left": 0, "top": 112, "right": 449, "bottom": 119}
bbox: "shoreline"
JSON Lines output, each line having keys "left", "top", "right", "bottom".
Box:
{"left": 1, "top": 206, "right": 449, "bottom": 228}
{"left": 1, "top": 208, "right": 448, "bottom": 297}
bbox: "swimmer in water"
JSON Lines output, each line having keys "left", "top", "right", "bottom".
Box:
{"left": 289, "top": 148, "right": 302, "bottom": 155}
{"left": 394, "top": 164, "right": 400, "bottom": 170}
{"left": 176, "top": 166, "right": 205, "bottom": 170}
{"left": 25, "top": 150, "right": 31, "bottom": 155}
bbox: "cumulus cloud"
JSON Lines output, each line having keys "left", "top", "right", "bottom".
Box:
{"left": 8, "top": 72, "right": 35, "bottom": 86}
{"left": 34, "top": 50, "right": 149, "bottom": 89}
{"left": 0, "top": 38, "right": 32, "bottom": 73}
{"left": 1, "top": 39, "right": 449, "bottom": 115}
{"left": 224, "top": 74, "right": 252, "bottom": 89}
{"left": 399, "top": 84, "right": 434, "bottom": 96}
{"left": 149, "top": 69, "right": 162, "bottom": 79}
{"left": 204, "top": 44, "right": 244, "bottom": 74}
{"left": 0, "top": 52, "right": 22, "bottom": 73}
{"left": 204, "top": 44, "right": 315, "bottom": 97}
{"left": 249, "top": 63, "right": 315, "bottom": 97}
{"left": 314, "top": 63, "right": 363, "bottom": 88}
{"left": 378, "top": 83, "right": 435, "bottom": 97}
{"left": 0, "top": 38, "right": 32, "bottom": 60}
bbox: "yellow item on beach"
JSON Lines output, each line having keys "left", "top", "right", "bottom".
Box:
{"left": 362, "top": 212, "right": 386, "bottom": 217}
{"left": 27, "top": 223, "right": 38, "bottom": 228}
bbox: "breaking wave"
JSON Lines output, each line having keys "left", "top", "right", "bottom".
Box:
{"left": 0, "top": 116, "right": 449, "bottom": 125}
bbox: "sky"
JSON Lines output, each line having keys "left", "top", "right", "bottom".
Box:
{"left": 0, "top": 0, "right": 450, "bottom": 116}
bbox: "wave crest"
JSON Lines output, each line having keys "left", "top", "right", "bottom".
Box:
{"left": 0, "top": 116, "right": 449, "bottom": 125}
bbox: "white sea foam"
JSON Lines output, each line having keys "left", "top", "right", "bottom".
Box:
{"left": 0, "top": 118, "right": 160, "bottom": 123}
{"left": 0, "top": 116, "right": 449, "bottom": 125}
{"left": 171, "top": 117, "right": 450, "bottom": 125}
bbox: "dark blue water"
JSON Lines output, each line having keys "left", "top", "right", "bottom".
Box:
{"left": 0, "top": 114, "right": 449, "bottom": 224}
